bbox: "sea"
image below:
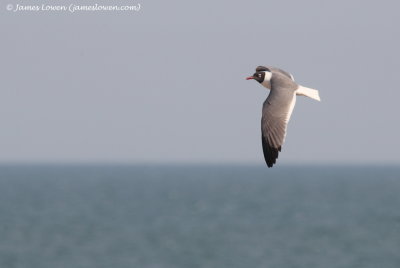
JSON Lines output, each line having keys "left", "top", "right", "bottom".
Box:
{"left": 0, "top": 165, "right": 399, "bottom": 268}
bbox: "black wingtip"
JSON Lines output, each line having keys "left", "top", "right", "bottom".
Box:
{"left": 262, "top": 135, "right": 281, "bottom": 168}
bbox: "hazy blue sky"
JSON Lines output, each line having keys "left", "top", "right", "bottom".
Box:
{"left": 1, "top": 0, "right": 399, "bottom": 164}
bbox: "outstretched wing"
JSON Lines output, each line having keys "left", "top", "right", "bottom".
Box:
{"left": 261, "top": 87, "right": 296, "bottom": 167}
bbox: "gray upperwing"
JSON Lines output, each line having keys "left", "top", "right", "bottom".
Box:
{"left": 270, "top": 67, "right": 294, "bottom": 81}
{"left": 261, "top": 86, "right": 297, "bottom": 167}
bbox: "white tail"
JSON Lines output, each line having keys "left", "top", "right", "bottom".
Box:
{"left": 296, "top": 85, "right": 321, "bottom": 101}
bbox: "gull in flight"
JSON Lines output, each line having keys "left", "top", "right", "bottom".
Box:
{"left": 246, "top": 66, "right": 320, "bottom": 167}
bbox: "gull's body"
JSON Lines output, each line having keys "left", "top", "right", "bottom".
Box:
{"left": 246, "top": 66, "right": 320, "bottom": 167}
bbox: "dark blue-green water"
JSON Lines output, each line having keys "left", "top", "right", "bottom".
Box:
{"left": 0, "top": 165, "right": 399, "bottom": 268}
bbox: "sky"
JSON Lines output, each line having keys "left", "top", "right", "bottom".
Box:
{"left": 1, "top": 0, "right": 399, "bottom": 165}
